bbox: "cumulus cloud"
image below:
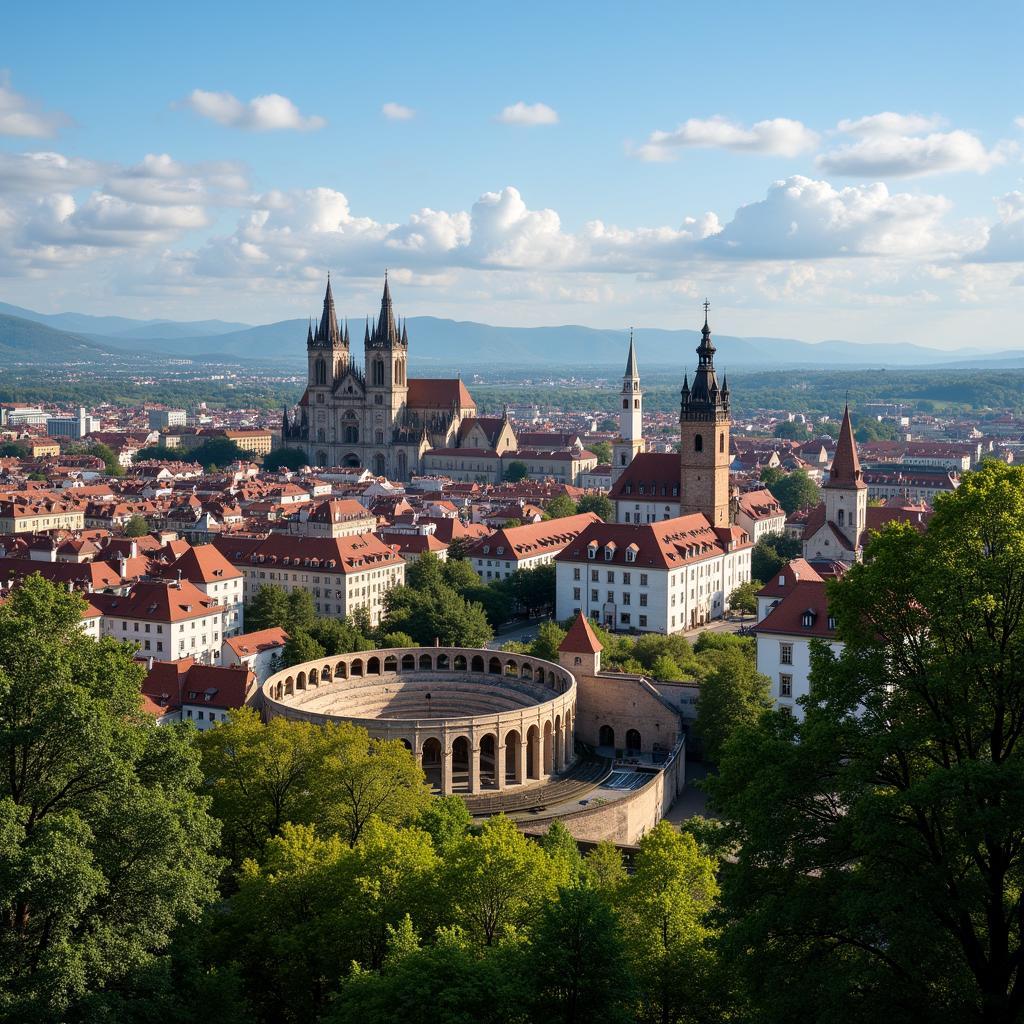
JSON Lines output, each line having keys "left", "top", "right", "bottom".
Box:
{"left": 818, "top": 113, "right": 1004, "bottom": 177}
{"left": 103, "top": 153, "right": 249, "bottom": 207}
{"left": 382, "top": 102, "right": 415, "bottom": 121}
{"left": 703, "top": 175, "right": 955, "bottom": 259}
{"left": 0, "top": 72, "right": 68, "bottom": 137}
{"left": 0, "top": 151, "right": 103, "bottom": 194}
{"left": 180, "top": 89, "right": 325, "bottom": 131}
{"left": 967, "top": 191, "right": 1024, "bottom": 262}
{"left": 495, "top": 102, "right": 559, "bottom": 126}
{"left": 836, "top": 112, "right": 945, "bottom": 136}
{"left": 633, "top": 116, "right": 818, "bottom": 161}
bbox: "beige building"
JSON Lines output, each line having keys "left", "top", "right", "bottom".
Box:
{"left": 466, "top": 512, "right": 602, "bottom": 582}
{"left": 286, "top": 498, "right": 377, "bottom": 538}
{"left": 0, "top": 498, "right": 85, "bottom": 534}
{"left": 214, "top": 532, "right": 405, "bottom": 627}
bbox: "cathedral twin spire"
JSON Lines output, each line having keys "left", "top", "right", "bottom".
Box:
{"left": 309, "top": 272, "right": 407, "bottom": 351}
{"left": 309, "top": 274, "right": 348, "bottom": 349}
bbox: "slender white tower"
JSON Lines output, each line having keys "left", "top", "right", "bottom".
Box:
{"left": 611, "top": 330, "right": 644, "bottom": 484}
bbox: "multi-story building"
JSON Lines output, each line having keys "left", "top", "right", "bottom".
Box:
{"left": 165, "top": 543, "right": 245, "bottom": 637}
{"left": 148, "top": 408, "right": 187, "bottom": 430}
{"left": 555, "top": 514, "right": 752, "bottom": 633}
{"left": 734, "top": 488, "right": 787, "bottom": 543}
{"left": 0, "top": 498, "right": 85, "bottom": 534}
{"left": 861, "top": 467, "right": 959, "bottom": 505}
{"left": 47, "top": 407, "right": 101, "bottom": 439}
{"left": 755, "top": 576, "right": 842, "bottom": 719}
{"left": 286, "top": 498, "right": 378, "bottom": 538}
{"left": 214, "top": 532, "right": 405, "bottom": 626}
{"left": 92, "top": 579, "right": 226, "bottom": 664}
{"left": 221, "top": 626, "right": 288, "bottom": 683}
{"left": 466, "top": 512, "right": 601, "bottom": 582}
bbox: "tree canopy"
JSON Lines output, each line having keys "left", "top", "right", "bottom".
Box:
{"left": 710, "top": 460, "right": 1024, "bottom": 1023}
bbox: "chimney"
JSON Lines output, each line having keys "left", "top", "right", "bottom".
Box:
{"left": 147, "top": 656, "right": 154, "bottom": 671}
{"left": 175, "top": 569, "right": 183, "bottom": 589}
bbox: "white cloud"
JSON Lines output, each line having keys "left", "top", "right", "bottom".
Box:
{"left": 181, "top": 89, "right": 325, "bottom": 131}
{"left": 818, "top": 121, "right": 1004, "bottom": 177}
{"left": 382, "top": 102, "right": 415, "bottom": 121}
{"left": 495, "top": 102, "right": 559, "bottom": 126}
{"left": 967, "top": 191, "right": 1024, "bottom": 262}
{"left": 703, "top": 175, "right": 956, "bottom": 259}
{"left": 0, "top": 151, "right": 103, "bottom": 194}
{"left": 633, "top": 116, "right": 818, "bottom": 161}
{"left": 0, "top": 72, "right": 68, "bottom": 137}
{"left": 836, "top": 112, "right": 944, "bottom": 136}
{"left": 103, "top": 153, "right": 249, "bottom": 207}
{"left": 1015, "top": 116, "right": 1024, "bottom": 130}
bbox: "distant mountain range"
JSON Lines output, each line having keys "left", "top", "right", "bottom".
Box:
{"left": 1, "top": 299, "right": 1023, "bottom": 370}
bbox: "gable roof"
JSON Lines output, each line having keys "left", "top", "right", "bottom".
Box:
{"left": 407, "top": 378, "right": 476, "bottom": 410}
{"left": 756, "top": 579, "right": 837, "bottom": 639}
{"left": 608, "top": 452, "right": 680, "bottom": 501}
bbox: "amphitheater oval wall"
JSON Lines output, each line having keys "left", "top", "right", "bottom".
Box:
{"left": 262, "top": 647, "right": 577, "bottom": 795}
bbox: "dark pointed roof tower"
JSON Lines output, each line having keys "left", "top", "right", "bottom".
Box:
{"left": 683, "top": 299, "right": 726, "bottom": 410}
{"left": 370, "top": 271, "right": 401, "bottom": 347}
{"left": 315, "top": 275, "right": 341, "bottom": 347}
{"left": 826, "top": 404, "right": 866, "bottom": 489}
{"left": 625, "top": 329, "right": 639, "bottom": 378}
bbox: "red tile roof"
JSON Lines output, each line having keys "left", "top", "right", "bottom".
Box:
{"left": 407, "top": 378, "right": 476, "bottom": 410}
{"left": 91, "top": 579, "right": 219, "bottom": 623}
{"left": 826, "top": 405, "right": 866, "bottom": 490}
{"left": 213, "top": 531, "right": 403, "bottom": 574}
{"left": 559, "top": 612, "right": 603, "bottom": 655}
{"left": 608, "top": 452, "right": 680, "bottom": 501}
{"left": 756, "top": 579, "right": 837, "bottom": 639}
{"left": 224, "top": 626, "right": 288, "bottom": 658}
{"left": 166, "top": 543, "right": 241, "bottom": 584}
{"left": 465, "top": 512, "right": 601, "bottom": 562}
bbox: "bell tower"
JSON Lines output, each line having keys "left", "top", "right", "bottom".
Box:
{"left": 611, "top": 330, "right": 644, "bottom": 485}
{"left": 364, "top": 273, "right": 409, "bottom": 472}
{"left": 679, "top": 301, "right": 731, "bottom": 527}
{"left": 307, "top": 275, "right": 348, "bottom": 393}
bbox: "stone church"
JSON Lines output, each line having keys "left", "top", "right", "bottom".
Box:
{"left": 281, "top": 275, "right": 479, "bottom": 478}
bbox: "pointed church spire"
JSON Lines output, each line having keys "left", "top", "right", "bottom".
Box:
{"left": 306, "top": 318, "right": 313, "bottom": 347}
{"left": 625, "top": 328, "right": 639, "bottom": 379}
{"left": 364, "top": 317, "right": 371, "bottom": 345}
{"left": 343, "top": 318, "right": 350, "bottom": 346}
{"left": 373, "top": 271, "right": 399, "bottom": 346}
{"left": 317, "top": 275, "right": 340, "bottom": 346}
{"left": 684, "top": 300, "right": 723, "bottom": 406}
{"left": 826, "top": 404, "right": 865, "bottom": 489}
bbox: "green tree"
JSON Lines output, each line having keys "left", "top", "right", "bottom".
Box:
{"left": 650, "top": 653, "right": 686, "bottom": 681}
{"left": 508, "top": 562, "right": 557, "bottom": 616}
{"left": 525, "top": 882, "right": 635, "bottom": 1024}
{"left": 190, "top": 436, "right": 247, "bottom": 470}
{"left": 132, "top": 445, "right": 180, "bottom": 464}
{"left": 711, "top": 460, "right": 1024, "bottom": 1023}
{"left": 282, "top": 628, "right": 325, "bottom": 667}
{"left": 441, "top": 557, "right": 482, "bottom": 592}
{"left": 263, "top": 447, "right": 308, "bottom": 472}
{"left": 545, "top": 494, "right": 578, "bottom": 519}
{"left": 751, "top": 539, "right": 785, "bottom": 583}
{"left": 540, "top": 820, "right": 583, "bottom": 887}
{"left": 577, "top": 493, "right": 613, "bottom": 520}
{"left": 588, "top": 440, "right": 613, "bottom": 465}
{"left": 622, "top": 821, "right": 721, "bottom": 1024}
{"left": 728, "top": 579, "right": 761, "bottom": 617}
{"left": 773, "top": 419, "right": 808, "bottom": 440}
{"left": 89, "top": 440, "right": 124, "bottom": 476}
{"left": 0, "top": 575, "right": 221, "bottom": 1022}
{"left": 759, "top": 466, "right": 785, "bottom": 487}
{"left": 504, "top": 460, "right": 530, "bottom": 482}
{"left": 244, "top": 584, "right": 292, "bottom": 632}
{"left": 696, "top": 647, "right": 773, "bottom": 763}
{"left": 416, "top": 795, "right": 472, "bottom": 854}
{"left": 124, "top": 512, "right": 149, "bottom": 537}
{"left": 530, "top": 620, "right": 568, "bottom": 661}
{"left": 0, "top": 440, "right": 27, "bottom": 457}
{"left": 449, "top": 814, "right": 553, "bottom": 946}
{"left": 581, "top": 840, "right": 628, "bottom": 897}
{"left": 766, "top": 468, "right": 820, "bottom": 514}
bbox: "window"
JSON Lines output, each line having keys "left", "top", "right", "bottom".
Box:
{"left": 780, "top": 643, "right": 793, "bottom": 665}
{"left": 607, "top": 571, "right": 614, "bottom": 583}
{"left": 780, "top": 673, "right": 793, "bottom": 697}
{"left": 639, "top": 615, "right": 648, "bottom": 627}
{"left": 801, "top": 611, "right": 815, "bottom": 628}
{"left": 640, "top": 573, "right": 648, "bottom": 586}
{"left": 623, "top": 572, "right": 631, "bottom": 585}
{"left": 573, "top": 587, "right": 581, "bottom": 600}
{"left": 573, "top": 568, "right": 580, "bottom": 580}
{"left": 619, "top": 612, "right": 631, "bottom": 625}
{"left": 607, "top": 591, "right": 614, "bottom": 602}
{"left": 591, "top": 590, "right": 599, "bottom": 601}
{"left": 639, "top": 594, "right": 647, "bottom": 607}
{"left": 827, "top": 615, "right": 836, "bottom": 630}
{"left": 694, "top": 434, "right": 703, "bottom": 453}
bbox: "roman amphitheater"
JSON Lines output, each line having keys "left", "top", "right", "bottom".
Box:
{"left": 262, "top": 647, "right": 577, "bottom": 795}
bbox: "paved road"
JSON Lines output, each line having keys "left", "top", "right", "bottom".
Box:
{"left": 485, "top": 619, "right": 543, "bottom": 649}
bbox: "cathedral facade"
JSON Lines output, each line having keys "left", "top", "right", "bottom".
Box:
{"left": 281, "top": 276, "right": 478, "bottom": 479}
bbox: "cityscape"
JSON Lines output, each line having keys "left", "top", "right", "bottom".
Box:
{"left": 2, "top": 3, "right": 1024, "bottom": 1023}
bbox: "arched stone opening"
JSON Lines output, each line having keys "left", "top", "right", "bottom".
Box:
{"left": 554, "top": 714, "right": 562, "bottom": 770}
{"left": 520, "top": 663, "right": 532, "bottom": 679}
{"left": 351, "top": 658, "right": 363, "bottom": 677}
{"left": 479, "top": 733, "right": 497, "bottom": 789}
{"left": 384, "top": 655, "right": 398, "bottom": 673}
{"left": 421, "top": 736, "right": 442, "bottom": 791}
{"left": 543, "top": 720, "right": 553, "bottom": 774}
{"left": 504, "top": 660, "right": 517, "bottom": 677}
{"left": 402, "top": 653, "right": 416, "bottom": 671}
{"left": 297, "top": 671, "right": 306, "bottom": 690}
{"left": 526, "top": 724, "right": 540, "bottom": 780}
{"left": 399, "top": 738, "right": 412, "bottom": 751}
{"left": 454, "top": 654, "right": 467, "bottom": 671}
{"left": 367, "top": 656, "right": 381, "bottom": 675}
{"left": 335, "top": 661, "right": 347, "bottom": 679}
{"left": 599, "top": 724, "right": 615, "bottom": 749}
{"left": 451, "top": 736, "right": 471, "bottom": 792}
{"left": 626, "top": 729, "right": 641, "bottom": 754}
{"left": 504, "top": 729, "right": 522, "bottom": 785}
{"left": 419, "top": 654, "right": 433, "bottom": 671}
{"left": 535, "top": 667, "right": 545, "bottom": 684}
{"left": 309, "top": 668, "right": 318, "bottom": 686}
{"left": 437, "top": 653, "right": 450, "bottom": 670}
{"left": 285, "top": 676, "right": 294, "bottom": 695}
{"left": 471, "top": 655, "right": 485, "bottom": 673}
{"left": 488, "top": 657, "right": 502, "bottom": 675}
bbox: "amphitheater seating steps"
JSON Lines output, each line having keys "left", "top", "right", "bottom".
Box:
{"left": 463, "top": 753, "right": 613, "bottom": 816}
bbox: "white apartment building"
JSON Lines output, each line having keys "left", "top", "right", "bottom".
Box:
{"left": 214, "top": 532, "right": 405, "bottom": 627}
{"left": 466, "top": 512, "right": 601, "bottom": 582}
{"left": 608, "top": 452, "right": 682, "bottom": 524}
{"left": 734, "top": 488, "right": 787, "bottom": 543}
{"left": 165, "top": 543, "right": 245, "bottom": 637}
{"left": 221, "top": 626, "right": 288, "bottom": 683}
{"left": 755, "top": 577, "right": 842, "bottom": 719}
{"left": 555, "top": 514, "right": 752, "bottom": 634}
{"left": 92, "top": 579, "right": 226, "bottom": 664}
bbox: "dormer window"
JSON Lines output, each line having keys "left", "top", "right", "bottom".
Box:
{"left": 778, "top": 575, "right": 785, "bottom": 586}
{"left": 625, "top": 545, "right": 638, "bottom": 563}
{"left": 802, "top": 610, "right": 816, "bottom": 628}
{"left": 604, "top": 548, "right": 613, "bottom": 561}
{"left": 587, "top": 544, "right": 597, "bottom": 560}
{"left": 827, "top": 615, "right": 836, "bottom": 630}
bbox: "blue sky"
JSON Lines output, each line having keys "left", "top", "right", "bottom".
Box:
{"left": 2, "top": 0, "right": 1024, "bottom": 348}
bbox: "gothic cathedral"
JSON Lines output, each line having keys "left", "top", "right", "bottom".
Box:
{"left": 281, "top": 275, "right": 478, "bottom": 478}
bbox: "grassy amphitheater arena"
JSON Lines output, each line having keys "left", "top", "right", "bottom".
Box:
{"left": 262, "top": 647, "right": 577, "bottom": 795}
